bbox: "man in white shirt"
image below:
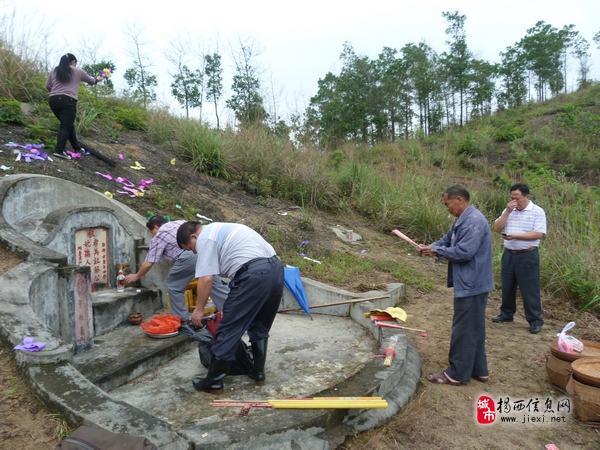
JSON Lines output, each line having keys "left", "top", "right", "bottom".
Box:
{"left": 492, "top": 184, "right": 547, "bottom": 334}
{"left": 177, "top": 221, "right": 284, "bottom": 394}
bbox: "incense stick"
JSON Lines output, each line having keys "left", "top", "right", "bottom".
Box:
{"left": 391, "top": 229, "right": 420, "bottom": 250}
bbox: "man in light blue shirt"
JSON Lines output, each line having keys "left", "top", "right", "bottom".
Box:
{"left": 419, "top": 185, "right": 494, "bottom": 385}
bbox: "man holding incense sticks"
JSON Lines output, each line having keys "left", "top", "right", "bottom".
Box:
{"left": 418, "top": 185, "right": 494, "bottom": 386}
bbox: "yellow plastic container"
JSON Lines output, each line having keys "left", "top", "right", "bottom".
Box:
{"left": 184, "top": 290, "right": 195, "bottom": 312}
{"left": 204, "top": 300, "right": 217, "bottom": 314}
{"left": 181, "top": 279, "right": 218, "bottom": 313}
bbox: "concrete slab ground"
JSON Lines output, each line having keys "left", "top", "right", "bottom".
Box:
{"left": 109, "top": 313, "right": 377, "bottom": 427}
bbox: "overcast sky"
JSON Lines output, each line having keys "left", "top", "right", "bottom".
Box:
{"left": 5, "top": 0, "right": 600, "bottom": 123}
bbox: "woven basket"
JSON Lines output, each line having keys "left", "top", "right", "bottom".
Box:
{"left": 572, "top": 357, "right": 600, "bottom": 389}
{"left": 546, "top": 355, "right": 572, "bottom": 391}
{"left": 566, "top": 376, "right": 600, "bottom": 422}
{"left": 550, "top": 340, "right": 600, "bottom": 362}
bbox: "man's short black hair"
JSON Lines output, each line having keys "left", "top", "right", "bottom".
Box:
{"left": 146, "top": 215, "right": 168, "bottom": 230}
{"left": 176, "top": 221, "right": 202, "bottom": 248}
{"left": 510, "top": 183, "right": 530, "bottom": 196}
{"left": 444, "top": 185, "right": 470, "bottom": 201}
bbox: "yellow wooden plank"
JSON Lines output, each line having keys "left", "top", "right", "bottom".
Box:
{"left": 314, "top": 397, "right": 383, "bottom": 401}
{"left": 268, "top": 399, "right": 388, "bottom": 409}
{"left": 213, "top": 397, "right": 382, "bottom": 404}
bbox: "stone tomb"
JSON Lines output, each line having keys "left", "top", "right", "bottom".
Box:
{"left": 0, "top": 174, "right": 420, "bottom": 450}
{"left": 0, "top": 174, "right": 168, "bottom": 357}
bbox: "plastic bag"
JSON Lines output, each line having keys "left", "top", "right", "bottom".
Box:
{"left": 556, "top": 321, "right": 584, "bottom": 354}
{"left": 141, "top": 314, "right": 181, "bottom": 334}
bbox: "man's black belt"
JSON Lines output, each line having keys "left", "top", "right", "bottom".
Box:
{"left": 235, "top": 256, "right": 278, "bottom": 278}
{"left": 506, "top": 247, "right": 537, "bottom": 254}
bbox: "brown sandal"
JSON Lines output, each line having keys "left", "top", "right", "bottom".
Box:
{"left": 427, "top": 371, "right": 462, "bottom": 386}
{"left": 472, "top": 375, "right": 489, "bottom": 383}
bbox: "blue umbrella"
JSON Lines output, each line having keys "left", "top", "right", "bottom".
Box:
{"left": 283, "top": 266, "right": 312, "bottom": 320}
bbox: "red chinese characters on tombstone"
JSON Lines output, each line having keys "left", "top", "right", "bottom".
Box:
{"left": 476, "top": 396, "right": 496, "bottom": 424}
{"left": 75, "top": 227, "right": 109, "bottom": 288}
{"left": 101, "top": 242, "right": 107, "bottom": 282}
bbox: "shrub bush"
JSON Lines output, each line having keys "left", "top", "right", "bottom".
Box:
{"left": 493, "top": 124, "right": 526, "bottom": 142}
{"left": 177, "top": 119, "right": 227, "bottom": 178}
{"left": 0, "top": 97, "right": 24, "bottom": 124}
{"left": 114, "top": 107, "right": 148, "bottom": 131}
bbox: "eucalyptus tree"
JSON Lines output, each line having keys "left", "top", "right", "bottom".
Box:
{"left": 265, "top": 73, "right": 286, "bottom": 136}
{"left": 204, "top": 52, "right": 223, "bottom": 129}
{"left": 307, "top": 71, "right": 344, "bottom": 147}
{"left": 497, "top": 45, "right": 527, "bottom": 109}
{"left": 123, "top": 23, "right": 157, "bottom": 109}
{"left": 337, "top": 42, "right": 372, "bottom": 143}
{"left": 402, "top": 42, "right": 442, "bottom": 136}
{"left": 170, "top": 66, "right": 203, "bottom": 118}
{"left": 307, "top": 42, "right": 373, "bottom": 146}
{"left": 571, "top": 35, "right": 591, "bottom": 90}
{"left": 518, "top": 21, "right": 567, "bottom": 101}
{"left": 388, "top": 55, "right": 414, "bottom": 140}
{"left": 226, "top": 36, "right": 267, "bottom": 126}
{"left": 469, "top": 59, "right": 497, "bottom": 119}
{"left": 441, "top": 11, "right": 472, "bottom": 127}
{"left": 372, "top": 47, "right": 412, "bottom": 141}
{"left": 558, "top": 24, "right": 581, "bottom": 93}
{"left": 166, "top": 37, "right": 204, "bottom": 118}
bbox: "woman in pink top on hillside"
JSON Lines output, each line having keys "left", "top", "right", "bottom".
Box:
{"left": 46, "top": 53, "right": 102, "bottom": 160}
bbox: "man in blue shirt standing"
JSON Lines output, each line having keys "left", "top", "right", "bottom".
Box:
{"left": 419, "top": 185, "right": 494, "bottom": 385}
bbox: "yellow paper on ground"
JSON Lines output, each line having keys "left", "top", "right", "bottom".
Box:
{"left": 369, "top": 307, "right": 407, "bottom": 323}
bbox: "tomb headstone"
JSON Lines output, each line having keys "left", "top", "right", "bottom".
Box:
{"left": 75, "top": 227, "right": 108, "bottom": 290}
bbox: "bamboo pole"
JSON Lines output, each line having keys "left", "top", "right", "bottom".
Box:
{"left": 212, "top": 396, "right": 383, "bottom": 405}
{"left": 278, "top": 295, "right": 390, "bottom": 313}
{"left": 211, "top": 397, "right": 388, "bottom": 409}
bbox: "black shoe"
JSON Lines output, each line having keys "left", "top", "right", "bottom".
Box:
{"left": 248, "top": 338, "right": 268, "bottom": 386}
{"left": 492, "top": 315, "right": 513, "bottom": 323}
{"left": 529, "top": 323, "right": 542, "bottom": 334}
{"left": 193, "top": 356, "right": 231, "bottom": 395}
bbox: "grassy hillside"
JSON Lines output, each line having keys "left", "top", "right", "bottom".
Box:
{"left": 1, "top": 46, "right": 599, "bottom": 312}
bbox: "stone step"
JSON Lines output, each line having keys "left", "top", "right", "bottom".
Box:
{"left": 91, "top": 288, "right": 162, "bottom": 336}
{"left": 72, "top": 324, "right": 196, "bottom": 392}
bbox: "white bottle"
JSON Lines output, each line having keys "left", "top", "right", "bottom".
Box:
{"left": 117, "top": 270, "right": 125, "bottom": 292}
